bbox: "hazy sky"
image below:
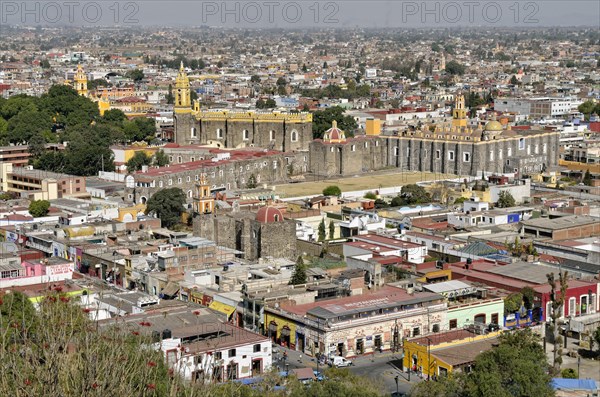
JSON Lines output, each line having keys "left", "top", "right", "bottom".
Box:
{"left": 2, "top": 1, "right": 599, "bottom": 28}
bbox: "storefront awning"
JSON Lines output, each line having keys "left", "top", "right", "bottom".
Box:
{"left": 208, "top": 301, "right": 236, "bottom": 318}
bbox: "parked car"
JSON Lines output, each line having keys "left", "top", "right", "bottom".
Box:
{"left": 328, "top": 356, "right": 353, "bottom": 367}
{"left": 488, "top": 323, "right": 500, "bottom": 332}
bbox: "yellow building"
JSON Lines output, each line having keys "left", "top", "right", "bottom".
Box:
{"left": 174, "top": 61, "right": 192, "bottom": 115}
{"left": 365, "top": 118, "right": 382, "bottom": 136}
{"left": 264, "top": 311, "right": 299, "bottom": 349}
{"left": 403, "top": 330, "right": 501, "bottom": 378}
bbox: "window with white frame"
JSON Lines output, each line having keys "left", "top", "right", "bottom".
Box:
{"left": 191, "top": 127, "right": 197, "bottom": 138}
{"left": 527, "top": 145, "right": 531, "bottom": 155}
{"left": 217, "top": 128, "right": 223, "bottom": 139}
{"left": 351, "top": 145, "right": 356, "bottom": 152}
{"left": 178, "top": 156, "right": 182, "bottom": 163}
{"left": 543, "top": 143, "right": 547, "bottom": 154}
{"left": 463, "top": 152, "right": 470, "bottom": 162}
{"left": 507, "top": 147, "right": 512, "bottom": 157}
{"left": 435, "top": 150, "right": 441, "bottom": 160}
{"left": 519, "top": 138, "right": 525, "bottom": 150}
{"left": 534, "top": 144, "right": 539, "bottom": 154}
{"left": 499, "top": 149, "right": 503, "bottom": 160}
{"left": 569, "top": 297, "right": 576, "bottom": 317}
{"left": 178, "top": 177, "right": 182, "bottom": 184}
{"left": 489, "top": 150, "right": 494, "bottom": 161}
{"left": 448, "top": 151, "right": 455, "bottom": 161}
{"left": 394, "top": 147, "right": 399, "bottom": 156}
{"left": 243, "top": 130, "right": 249, "bottom": 140}
{"left": 269, "top": 130, "right": 275, "bottom": 141}
{"left": 168, "top": 179, "right": 173, "bottom": 186}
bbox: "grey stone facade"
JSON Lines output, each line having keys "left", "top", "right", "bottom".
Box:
{"left": 174, "top": 110, "right": 313, "bottom": 152}
{"left": 309, "top": 130, "right": 560, "bottom": 177}
{"left": 193, "top": 212, "right": 296, "bottom": 261}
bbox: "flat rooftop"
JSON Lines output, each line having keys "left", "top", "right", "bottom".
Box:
{"left": 10, "top": 167, "right": 80, "bottom": 181}
{"left": 522, "top": 215, "right": 599, "bottom": 231}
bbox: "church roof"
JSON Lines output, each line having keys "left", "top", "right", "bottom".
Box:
{"left": 256, "top": 206, "right": 284, "bottom": 223}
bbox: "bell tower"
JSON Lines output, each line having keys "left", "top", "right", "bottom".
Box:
{"left": 452, "top": 93, "right": 468, "bottom": 128}
{"left": 193, "top": 174, "right": 214, "bottom": 214}
{"left": 74, "top": 64, "right": 88, "bottom": 97}
{"left": 174, "top": 61, "right": 191, "bottom": 114}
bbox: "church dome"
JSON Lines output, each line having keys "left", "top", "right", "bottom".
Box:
{"left": 484, "top": 120, "right": 503, "bottom": 132}
{"left": 256, "top": 206, "right": 284, "bottom": 223}
{"left": 323, "top": 120, "right": 346, "bottom": 143}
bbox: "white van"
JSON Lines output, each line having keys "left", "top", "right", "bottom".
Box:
{"left": 329, "top": 356, "right": 353, "bottom": 367}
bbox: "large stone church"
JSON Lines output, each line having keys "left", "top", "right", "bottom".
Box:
{"left": 309, "top": 95, "right": 560, "bottom": 177}
{"left": 173, "top": 64, "right": 312, "bottom": 152}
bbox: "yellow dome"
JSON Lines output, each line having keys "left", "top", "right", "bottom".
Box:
{"left": 484, "top": 120, "right": 503, "bottom": 132}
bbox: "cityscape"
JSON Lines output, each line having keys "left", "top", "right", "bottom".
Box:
{"left": 0, "top": 3, "right": 599, "bottom": 397}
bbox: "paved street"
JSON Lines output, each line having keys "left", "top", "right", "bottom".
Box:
{"left": 272, "top": 345, "right": 424, "bottom": 396}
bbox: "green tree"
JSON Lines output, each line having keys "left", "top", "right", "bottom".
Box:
{"left": 328, "top": 220, "right": 335, "bottom": 240}
{"left": 496, "top": 191, "right": 516, "bottom": 208}
{"left": 153, "top": 149, "right": 169, "bottom": 167}
{"left": 6, "top": 109, "right": 52, "bottom": 143}
{"left": 289, "top": 256, "right": 307, "bottom": 285}
{"left": 256, "top": 99, "right": 266, "bottom": 109}
{"left": 547, "top": 271, "right": 569, "bottom": 375}
{"left": 411, "top": 373, "right": 464, "bottom": 397}
{"left": 397, "top": 184, "right": 431, "bottom": 205}
{"left": 444, "top": 60, "right": 466, "bottom": 76}
{"left": 126, "top": 151, "right": 152, "bottom": 173}
{"left": 577, "top": 100, "right": 596, "bottom": 118}
{"left": 504, "top": 292, "right": 523, "bottom": 315}
{"left": 28, "top": 200, "right": 50, "bottom": 217}
{"left": 63, "top": 129, "right": 115, "bottom": 176}
{"left": 583, "top": 170, "right": 592, "bottom": 186}
{"left": 125, "top": 68, "right": 144, "bottom": 82}
{"left": 521, "top": 286, "right": 536, "bottom": 310}
{"left": 40, "top": 59, "right": 51, "bottom": 69}
{"left": 323, "top": 185, "right": 341, "bottom": 196}
{"left": 102, "top": 109, "right": 127, "bottom": 124}
{"left": 464, "top": 329, "right": 554, "bottom": 397}
{"left": 312, "top": 106, "right": 357, "bottom": 139}
{"left": 364, "top": 191, "right": 377, "bottom": 200}
{"left": 166, "top": 84, "right": 174, "bottom": 105}
{"left": 318, "top": 218, "right": 326, "bottom": 241}
{"left": 264, "top": 98, "right": 277, "bottom": 108}
{"left": 454, "top": 197, "right": 467, "bottom": 204}
{"left": 0, "top": 116, "right": 7, "bottom": 143}
{"left": 510, "top": 75, "right": 519, "bottom": 85}
{"left": 561, "top": 368, "right": 578, "bottom": 379}
{"left": 144, "top": 188, "right": 186, "bottom": 228}
{"left": 250, "top": 75, "right": 260, "bottom": 83}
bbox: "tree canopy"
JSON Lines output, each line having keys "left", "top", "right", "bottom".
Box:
{"left": 289, "top": 256, "right": 308, "bottom": 285}
{"left": 28, "top": 200, "right": 51, "bottom": 217}
{"left": 312, "top": 107, "right": 357, "bottom": 139}
{"left": 0, "top": 290, "right": 385, "bottom": 397}
{"left": 144, "top": 188, "right": 186, "bottom": 228}
{"left": 445, "top": 60, "right": 466, "bottom": 76}
{"left": 323, "top": 185, "right": 342, "bottom": 196}
{"left": 411, "top": 329, "right": 554, "bottom": 397}
{"left": 391, "top": 184, "right": 431, "bottom": 206}
{"left": 496, "top": 191, "right": 516, "bottom": 208}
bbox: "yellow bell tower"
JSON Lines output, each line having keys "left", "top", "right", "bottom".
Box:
{"left": 193, "top": 174, "right": 214, "bottom": 214}
{"left": 174, "top": 61, "right": 191, "bottom": 114}
{"left": 452, "top": 93, "right": 468, "bottom": 128}
{"left": 74, "top": 64, "right": 88, "bottom": 97}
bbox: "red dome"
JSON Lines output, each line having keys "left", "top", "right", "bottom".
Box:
{"left": 256, "top": 206, "right": 284, "bottom": 223}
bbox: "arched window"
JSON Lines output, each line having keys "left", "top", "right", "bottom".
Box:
{"left": 217, "top": 128, "right": 223, "bottom": 139}
{"left": 243, "top": 130, "right": 249, "bottom": 140}
{"left": 191, "top": 127, "right": 197, "bottom": 138}
{"left": 188, "top": 190, "right": 193, "bottom": 198}
{"left": 291, "top": 130, "right": 298, "bottom": 142}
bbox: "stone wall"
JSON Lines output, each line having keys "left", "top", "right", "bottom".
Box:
{"left": 309, "top": 131, "right": 560, "bottom": 177}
